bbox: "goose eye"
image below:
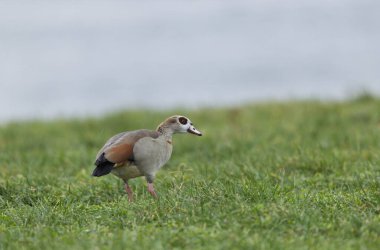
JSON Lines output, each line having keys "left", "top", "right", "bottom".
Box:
{"left": 179, "top": 117, "right": 188, "bottom": 125}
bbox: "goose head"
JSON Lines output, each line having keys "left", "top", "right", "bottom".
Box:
{"left": 157, "top": 115, "right": 202, "bottom": 136}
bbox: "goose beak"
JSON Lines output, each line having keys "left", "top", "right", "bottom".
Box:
{"left": 187, "top": 125, "right": 202, "bottom": 136}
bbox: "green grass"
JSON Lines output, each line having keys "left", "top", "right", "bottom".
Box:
{"left": 0, "top": 99, "right": 379, "bottom": 250}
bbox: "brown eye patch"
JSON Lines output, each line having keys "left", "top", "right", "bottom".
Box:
{"left": 179, "top": 117, "right": 188, "bottom": 125}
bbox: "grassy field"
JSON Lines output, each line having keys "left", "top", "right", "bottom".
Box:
{"left": 0, "top": 98, "right": 379, "bottom": 250}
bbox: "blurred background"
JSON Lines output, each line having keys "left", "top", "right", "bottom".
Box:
{"left": 1, "top": 0, "right": 379, "bottom": 122}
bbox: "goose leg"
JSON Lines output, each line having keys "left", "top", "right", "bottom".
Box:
{"left": 145, "top": 175, "right": 157, "bottom": 198}
{"left": 147, "top": 182, "right": 157, "bottom": 198}
{"left": 124, "top": 181, "right": 133, "bottom": 202}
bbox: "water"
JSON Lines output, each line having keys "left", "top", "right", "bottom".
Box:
{"left": 1, "top": 0, "right": 380, "bottom": 121}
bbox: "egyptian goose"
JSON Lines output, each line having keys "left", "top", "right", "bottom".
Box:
{"left": 92, "top": 115, "right": 202, "bottom": 201}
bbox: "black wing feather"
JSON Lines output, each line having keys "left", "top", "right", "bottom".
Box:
{"left": 92, "top": 153, "right": 115, "bottom": 177}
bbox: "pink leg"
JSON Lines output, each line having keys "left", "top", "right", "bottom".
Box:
{"left": 147, "top": 183, "right": 158, "bottom": 198}
{"left": 124, "top": 182, "right": 133, "bottom": 202}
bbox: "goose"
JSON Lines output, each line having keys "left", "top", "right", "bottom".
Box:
{"left": 92, "top": 115, "right": 202, "bottom": 201}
